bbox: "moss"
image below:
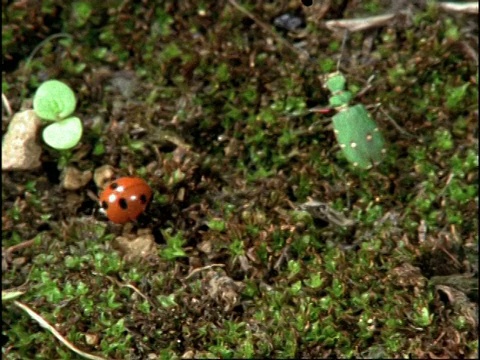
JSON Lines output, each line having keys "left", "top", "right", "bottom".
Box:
{"left": 2, "top": 0, "right": 477, "bottom": 358}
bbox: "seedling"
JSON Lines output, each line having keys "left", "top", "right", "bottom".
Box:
{"left": 311, "top": 72, "right": 386, "bottom": 169}
{"left": 33, "top": 80, "right": 83, "bottom": 150}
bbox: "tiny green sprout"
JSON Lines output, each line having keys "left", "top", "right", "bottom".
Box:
{"left": 33, "top": 80, "right": 76, "bottom": 121}
{"left": 33, "top": 80, "right": 83, "bottom": 150}
{"left": 42, "top": 116, "right": 83, "bottom": 150}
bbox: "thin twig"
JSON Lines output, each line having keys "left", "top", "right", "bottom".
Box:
{"left": 105, "top": 275, "right": 150, "bottom": 303}
{"left": 437, "top": 2, "right": 478, "bottom": 14}
{"left": 439, "top": 245, "right": 463, "bottom": 268}
{"left": 2, "top": 290, "right": 25, "bottom": 301}
{"left": 460, "top": 41, "right": 479, "bottom": 66}
{"left": 184, "top": 264, "right": 225, "bottom": 280}
{"left": 5, "top": 238, "right": 37, "bottom": 255}
{"left": 378, "top": 105, "right": 416, "bottom": 138}
{"left": 227, "top": 0, "right": 309, "bottom": 61}
{"left": 325, "top": 13, "right": 400, "bottom": 32}
{"left": 13, "top": 301, "right": 109, "bottom": 360}
{"left": 274, "top": 244, "right": 291, "bottom": 271}
{"left": 2, "top": 93, "right": 13, "bottom": 117}
{"left": 336, "top": 30, "right": 349, "bottom": 71}
{"left": 24, "top": 33, "right": 72, "bottom": 70}
{"left": 17, "top": 33, "right": 73, "bottom": 107}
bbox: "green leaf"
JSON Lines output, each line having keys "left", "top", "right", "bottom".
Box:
{"left": 156, "top": 294, "right": 177, "bottom": 308}
{"left": 332, "top": 104, "right": 386, "bottom": 169}
{"left": 72, "top": 1, "right": 93, "bottom": 27}
{"left": 42, "top": 116, "right": 83, "bottom": 150}
{"left": 33, "top": 80, "right": 76, "bottom": 121}
{"left": 207, "top": 219, "right": 226, "bottom": 232}
{"left": 446, "top": 83, "right": 469, "bottom": 111}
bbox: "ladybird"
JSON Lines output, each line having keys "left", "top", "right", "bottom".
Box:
{"left": 99, "top": 177, "right": 152, "bottom": 224}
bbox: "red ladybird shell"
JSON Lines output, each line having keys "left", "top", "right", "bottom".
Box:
{"left": 99, "top": 177, "right": 152, "bottom": 224}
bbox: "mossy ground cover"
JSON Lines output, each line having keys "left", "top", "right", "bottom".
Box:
{"left": 2, "top": 1, "right": 477, "bottom": 359}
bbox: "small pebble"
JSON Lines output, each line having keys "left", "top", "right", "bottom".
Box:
{"left": 113, "top": 232, "right": 158, "bottom": 262}
{"left": 61, "top": 166, "right": 92, "bottom": 190}
{"left": 93, "top": 165, "right": 115, "bottom": 189}
{"left": 273, "top": 13, "right": 304, "bottom": 31}
{"left": 2, "top": 110, "right": 42, "bottom": 170}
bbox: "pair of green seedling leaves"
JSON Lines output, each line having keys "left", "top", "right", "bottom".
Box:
{"left": 33, "top": 80, "right": 82, "bottom": 150}
{"left": 315, "top": 72, "right": 386, "bottom": 169}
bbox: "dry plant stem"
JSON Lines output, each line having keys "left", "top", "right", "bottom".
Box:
{"left": 2, "top": 290, "right": 25, "bottom": 301}
{"left": 2, "top": 93, "right": 13, "bottom": 117}
{"left": 105, "top": 275, "right": 150, "bottom": 303}
{"left": 4, "top": 238, "right": 37, "bottom": 267}
{"left": 325, "top": 12, "right": 401, "bottom": 32}
{"left": 418, "top": 220, "right": 427, "bottom": 243}
{"left": 17, "top": 33, "right": 73, "bottom": 106}
{"left": 356, "top": 77, "right": 414, "bottom": 139}
{"left": 439, "top": 245, "right": 463, "bottom": 268}
{"left": 460, "top": 41, "right": 479, "bottom": 66}
{"left": 325, "top": 3, "right": 478, "bottom": 33}
{"left": 24, "top": 33, "right": 73, "bottom": 69}
{"left": 5, "top": 238, "right": 36, "bottom": 255}
{"left": 274, "top": 244, "right": 291, "bottom": 270}
{"left": 227, "top": 0, "right": 309, "bottom": 61}
{"left": 437, "top": 2, "right": 479, "bottom": 14}
{"left": 184, "top": 263, "right": 226, "bottom": 280}
{"left": 13, "top": 301, "right": 109, "bottom": 360}
{"left": 378, "top": 106, "right": 416, "bottom": 138}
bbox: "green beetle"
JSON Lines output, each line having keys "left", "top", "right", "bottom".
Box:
{"left": 313, "top": 72, "right": 386, "bottom": 169}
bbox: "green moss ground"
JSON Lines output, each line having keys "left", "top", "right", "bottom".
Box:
{"left": 2, "top": 1, "right": 478, "bottom": 359}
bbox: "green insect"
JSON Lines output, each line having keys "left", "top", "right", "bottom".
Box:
{"left": 312, "top": 72, "right": 386, "bottom": 169}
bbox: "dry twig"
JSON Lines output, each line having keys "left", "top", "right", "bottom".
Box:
{"left": 13, "top": 301, "right": 109, "bottom": 360}
{"left": 227, "top": 0, "right": 309, "bottom": 61}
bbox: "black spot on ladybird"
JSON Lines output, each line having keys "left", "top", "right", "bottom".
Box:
{"left": 118, "top": 198, "right": 128, "bottom": 210}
